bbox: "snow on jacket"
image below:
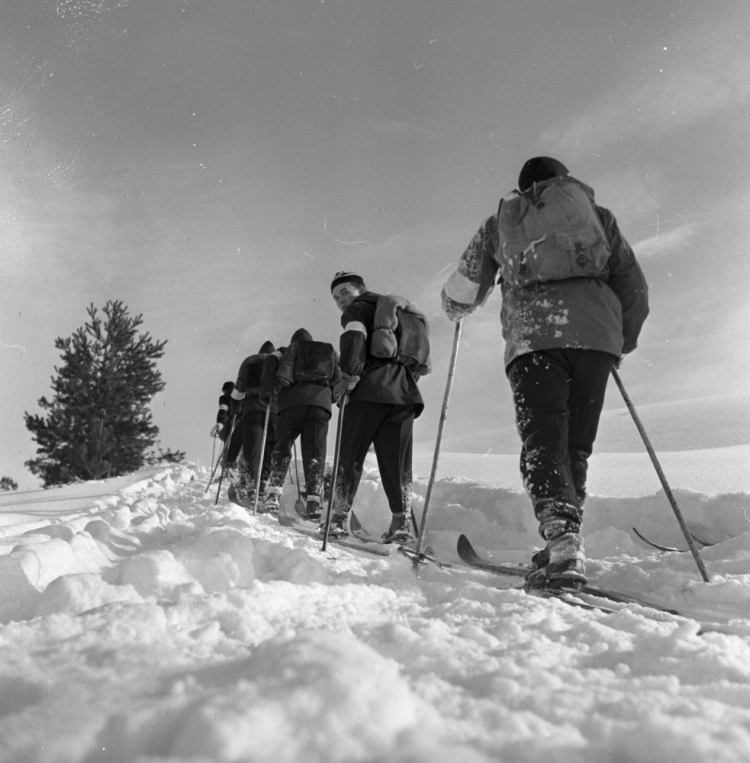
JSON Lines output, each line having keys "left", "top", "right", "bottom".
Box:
{"left": 441, "top": 200, "right": 649, "bottom": 368}
{"left": 339, "top": 292, "right": 424, "bottom": 414}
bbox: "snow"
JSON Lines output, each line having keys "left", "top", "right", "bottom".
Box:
{"left": 1, "top": 449, "right": 749, "bottom": 763}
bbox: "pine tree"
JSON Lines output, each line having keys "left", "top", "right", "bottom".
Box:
{"left": 24, "top": 301, "right": 174, "bottom": 486}
{"left": 0, "top": 477, "right": 18, "bottom": 491}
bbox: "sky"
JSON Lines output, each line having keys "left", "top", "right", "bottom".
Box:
{"left": 2, "top": 0, "right": 750, "bottom": 489}
{"left": 1, "top": 457, "right": 750, "bottom": 760}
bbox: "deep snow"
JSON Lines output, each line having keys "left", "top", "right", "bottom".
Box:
{"left": 1, "top": 447, "right": 749, "bottom": 763}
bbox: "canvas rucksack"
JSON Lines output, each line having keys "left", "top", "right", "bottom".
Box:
{"left": 242, "top": 354, "right": 267, "bottom": 394}
{"left": 495, "top": 176, "right": 611, "bottom": 288}
{"left": 370, "top": 295, "right": 431, "bottom": 378}
{"left": 293, "top": 339, "right": 337, "bottom": 384}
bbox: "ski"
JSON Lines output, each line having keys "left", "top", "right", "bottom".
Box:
{"left": 348, "top": 512, "right": 387, "bottom": 544}
{"left": 633, "top": 526, "right": 715, "bottom": 552}
{"left": 277, "top": 500, "right": 394, "bottom": 556}
{"left": 526, "top": 588, "right": 618, "bottom": 614}
{"left": 456, "top": 534, "right": 680, "bottom": 615}
{"left": 349, "top": 513, "right": 449, "bottom": 566}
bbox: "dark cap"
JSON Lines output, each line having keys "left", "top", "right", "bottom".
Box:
{"left": 330, "top": 271, "right": 366, "bottom": 292}
{"left": 518, "top": 157, "right": 570, "bottom": 192}
{"left": 222, "top": 381, "right": 235, "bottom": 394}
{"left": 258, "top": 340, "right": 275, "bottom": 354}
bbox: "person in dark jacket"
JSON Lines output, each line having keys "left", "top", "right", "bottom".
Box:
{"left": 210, "top": 381, "right": 243, "bottom": 471}
{"left": 441, "top": 157, "right": 649, "bottom": 590}
{"left": 260, "top": 328, "right": 341, "bottom": 518}
{"left": 327, "top": 272, "right": 428, "bottom": 543}
{"left": 229, "top": 341, "right": 278, "bottom": 506}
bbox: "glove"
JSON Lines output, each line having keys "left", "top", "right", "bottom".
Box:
{"left": 259, "top": 388, "right": 277, "bottom": 405}
{"left": 333, "top": 373, "right": 359, "bottom": 404}
{"left": 441, "top": 291, "right": 471, "bottom": 323}
{"left": 210, "top": 424, "right": 221, "bottom": 438}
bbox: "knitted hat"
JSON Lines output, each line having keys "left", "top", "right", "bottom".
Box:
{"left": 259, "top": 340, "right": 275, "bottom": 354}
{"left": 222, "top": 381, "right": 235, "bottom": 394}
{"left": 518, "top": 157, "right": 570, "bottom": 192}
{"left": 330, "top": 271, "right": 366, "bottom": 292}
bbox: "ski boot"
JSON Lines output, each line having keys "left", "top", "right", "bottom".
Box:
{"left": 382, "top": 512, "right": 414, "bottom": 544}
{"left": 524, "top": 532, "right": 586, "bottom": 591}
{"left": 304, "top": 495, "right": 322, "bottom": 521}
{"left": 319, "top": 511, "right": 349, "bottom": 538}
{"left": 262, "top": 487, "right": 281, "bottom": 513}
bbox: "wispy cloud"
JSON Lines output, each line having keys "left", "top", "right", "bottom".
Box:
{"left": 633, "top": 221, "right": 699, "bottom": 258}
{"left": 542, "top": 12, "right": 750, "bottom": 159}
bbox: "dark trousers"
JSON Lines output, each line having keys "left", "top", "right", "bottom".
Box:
{"left": 222, "top": 418, "right": 244, "bottom": 464}
{"left": 240, "top": 409, "right": 277, "bottom": 486}
{"left": 268, "top": 405, "right": 331, "bottom": 497}
{"left": 507, "top": 349, "right": 616, "bottom": 537}
{"left": 334, "top": 401, "right": 416, "bottom": 516}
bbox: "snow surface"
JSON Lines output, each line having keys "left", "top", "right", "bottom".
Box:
{"left": 1, "top": 450, "right": 749, "bottom": 763}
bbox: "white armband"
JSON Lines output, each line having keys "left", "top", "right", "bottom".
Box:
{"left": 342, "top": 321, "right": 368, "bottom": 337}
{"left": 443, "top": 270, "right": 480, "bottom": 304}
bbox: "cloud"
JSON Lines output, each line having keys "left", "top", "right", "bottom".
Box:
{"left": 542, "top": 12, "right": 750, "bottom": 159}
{"left": 632, "top": 222, "right": 700, "bottom": 258}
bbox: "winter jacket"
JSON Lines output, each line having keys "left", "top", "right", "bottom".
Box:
{"left": 216, "top": 393, "right": 231, "bottom": 425}
{"left": 339, "top": 292, "right": 424, "bottom": 414}
{"left": 262, "top": 329, "right": 341, "bottom": 414}
{"left": 441, "top": 199, "right": 649, "bottom": 368}
{"left": 231, "top": 342, "right": 278, "bottom": 416}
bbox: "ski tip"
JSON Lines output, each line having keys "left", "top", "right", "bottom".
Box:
{"left": 456, "top": 534, "right": 475, "bottom": 555}
{"left": 632, "top": 526, "right": 682, "bottom": 553}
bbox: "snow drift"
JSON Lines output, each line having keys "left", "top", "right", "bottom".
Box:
{"left": 0, "top": 451, "right": 749, "bottom": 762}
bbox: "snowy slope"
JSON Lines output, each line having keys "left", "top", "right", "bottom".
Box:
{"left": 0, "top": 456, "right": 749, "bottom": 763}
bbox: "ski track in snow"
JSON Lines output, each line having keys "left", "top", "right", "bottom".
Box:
{"left": 0, "top": 461, "right": 749, "bottom": 762}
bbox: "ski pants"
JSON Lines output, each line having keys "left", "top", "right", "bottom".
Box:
{"left": 334, "top": 401, "right": 417, "bottom": 516}
{"left": 222, "top": 418, "right": 244, "bottom": 464}
{"left": 268, "top": 404, "right": 331, "bottom": 498}
{"left": 507, "top": 348, "right": 616, "bottom": 540}
{"left": 239, "top": 408, "right": 277, "bottom": 487}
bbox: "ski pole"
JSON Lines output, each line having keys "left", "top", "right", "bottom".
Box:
{"left": 321, "top": 395, "right": 347, "bottom": 552}
{"left": 293, "top": 441, "right": 302, "bottom": 492}
{"left": 206, "top": 434, "right": 218, "bottom": 490}
{"left": 293, "top": 440, "right": 305, "bottom": 514}
{"left": 413, "top": 320, "right": 462, "bottom": 566}
{"left": 212, "top": 415, "right": 237, "bottom": 504}
{"left": 611, "top": 368, "right": 710, "bottom": 583}
{"left": 252, "top": 402, "right": 272, "bottom": 516}
{"left": 210, "top": 434, "right": 217, "bottom": 470}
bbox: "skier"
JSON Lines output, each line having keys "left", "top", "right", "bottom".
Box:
{"left": 326, "top": 272, "right": 429, "bottom": 543}
{"left": 259, "top": 328, "right": 341, "bottom": 518}
{"left": 441, "top": 156, "right": 649, "bottom": 589}
{"left": 229, "top": 341, "right": 278, "bottom": 506}
{"left": 210, "top": 381, "right": 243, "bottom": 472}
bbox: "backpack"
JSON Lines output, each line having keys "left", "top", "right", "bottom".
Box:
{"left": 242, "top": 354, "right": 267, "bottom": 394}
{"left": 371, "top": 295, "right": 431, "bottom": 378}
{"left": 495, "top": 176, "right": 610, "bottom": 288}
{"left": 293, "top": 340, "right": 337, "bottom": 384}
